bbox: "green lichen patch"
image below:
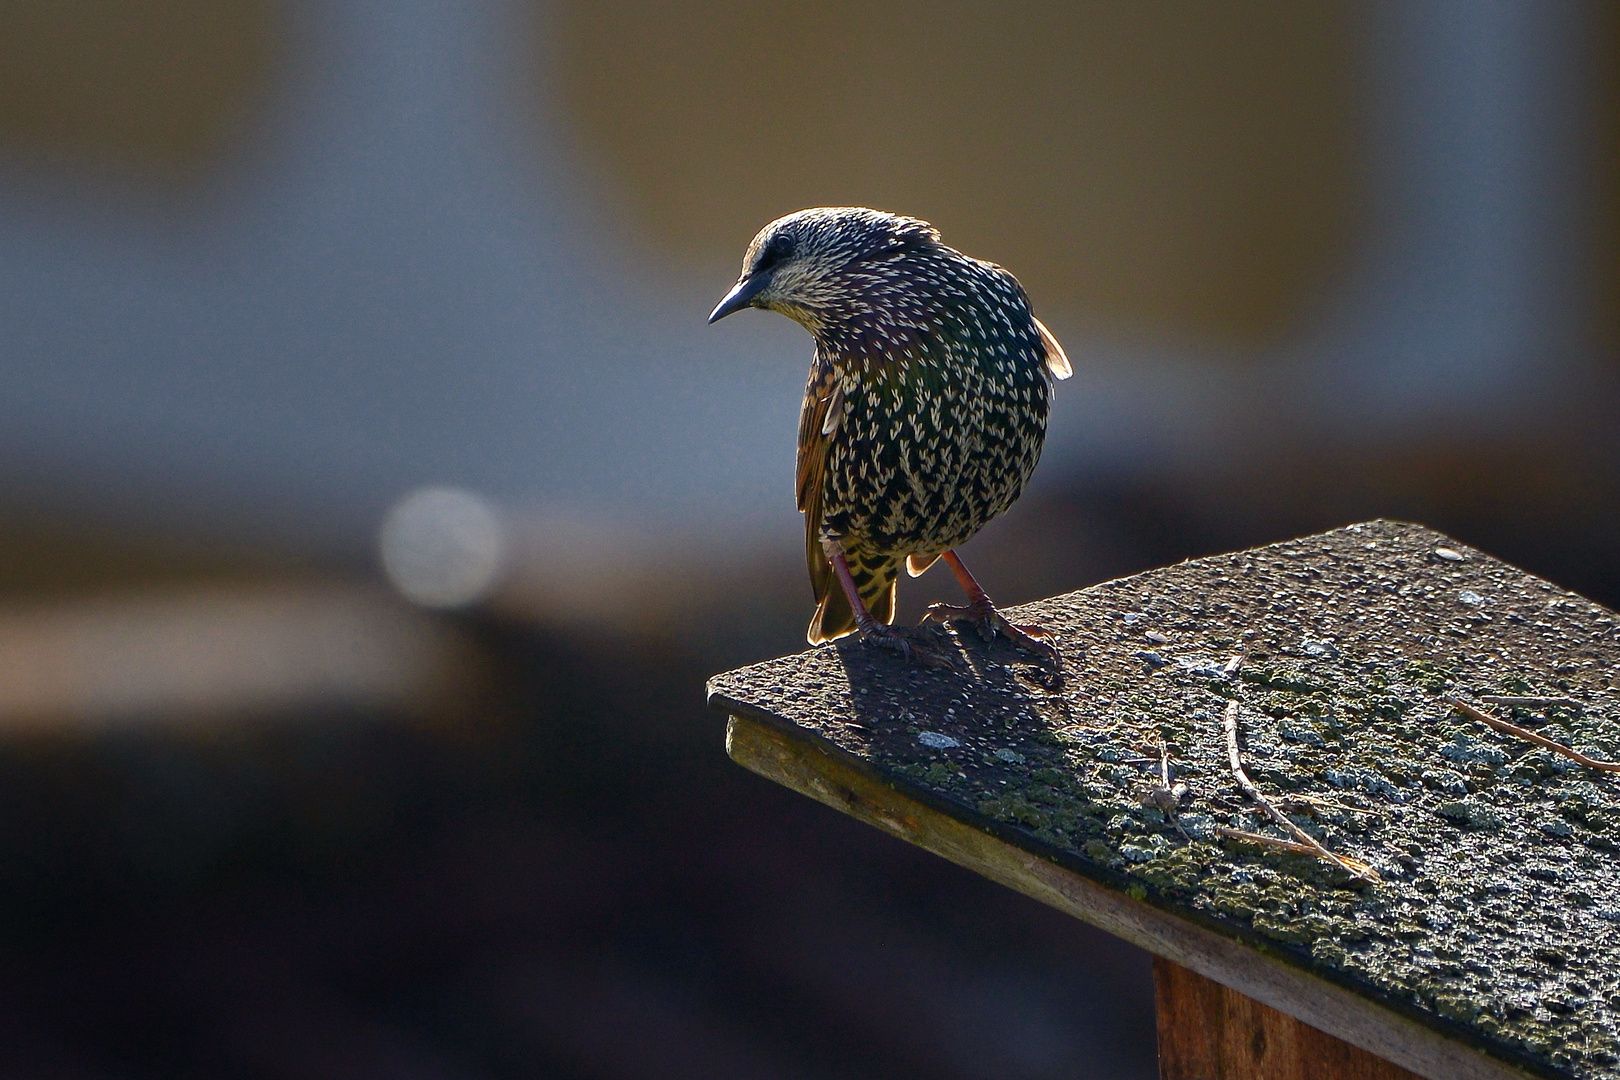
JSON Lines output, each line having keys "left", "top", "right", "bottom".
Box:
{"left": 711, "top": 521, "right": 1620, "bottom": 1079}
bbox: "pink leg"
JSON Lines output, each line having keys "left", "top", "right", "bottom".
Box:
{"left": 828, "top": 545, "right": 887, "bottom": 639}
{"left": 923, "top": 550, "right": 1058, "bottom": 662}
{"left": 942, "top": 550, "right": 992, "bottom": 606}
{"left": 823, "top": 539, "right": 954, "bottom": 669}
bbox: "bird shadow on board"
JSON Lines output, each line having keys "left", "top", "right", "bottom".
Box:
{"left": 829, "top": 625, "right": 1080, "bottom": 815}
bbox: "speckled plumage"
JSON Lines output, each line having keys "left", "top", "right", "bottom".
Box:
{"left": 711, "top": 207, "right": 1071, "bottom": 646}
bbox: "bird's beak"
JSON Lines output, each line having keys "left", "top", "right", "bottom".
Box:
{"left": 708, "top": 272, "right": 771, "bottom": 324}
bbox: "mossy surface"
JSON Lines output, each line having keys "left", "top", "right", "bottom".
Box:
{"left": 710, "top": 522, "right": 1620, "bottom": 1080}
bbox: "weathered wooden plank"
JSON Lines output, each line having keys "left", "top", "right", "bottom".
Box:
{"left": 710, "top": 521, "right": 1620, "bottom": 1080}
{"left": 1155, "top": 957, "right": 1421, "bottom": 1080}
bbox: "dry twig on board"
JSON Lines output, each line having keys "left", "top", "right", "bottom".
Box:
{"left": 1139, "top": 738, "right": 1191, "bottom": 837}
{"left": 1445, "top": 696, "right": 1620, "bottom": 774}
{"left": 1222, "top": 699, "right": 1382, "bottom": 884}
{"left": 1213, "top": 827, "right": 1380, "bottom": 878}
{"left": 1276, "top": 793, "right": 1386, "bottom": 821}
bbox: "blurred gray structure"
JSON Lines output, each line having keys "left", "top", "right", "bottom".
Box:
{"left": 0, "top": 0, "right": 1608, "bottom": 572}
{"left": 1294, "top": 0, "right": 1597, "bottom": 424}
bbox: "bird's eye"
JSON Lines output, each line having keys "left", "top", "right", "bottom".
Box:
{"left": 755, "top": 236, "right": 794, "bottom": 274}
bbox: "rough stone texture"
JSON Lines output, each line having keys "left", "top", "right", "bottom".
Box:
{"left": 708, "top": 521, "right": 1620, "bottom": 1080}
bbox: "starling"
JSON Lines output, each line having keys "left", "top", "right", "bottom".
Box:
{"left": 709, "top": 207, "right": 1071, "bottom": 665}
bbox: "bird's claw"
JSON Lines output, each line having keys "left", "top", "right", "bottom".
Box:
{"left": 923, "top": 601, "right": 995, "bottom": 642}
{"left": 994, "top": 618, "right": 1060, "bottom": 665}
{"left": 862, "top": 624, "right": 956, "bottom": 670}
{"left": 924, "top": 600, "right": 1060, "bottom": 664}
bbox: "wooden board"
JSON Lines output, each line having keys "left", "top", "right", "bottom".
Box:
{"left": 1156, "top": 957, "right": 1421, "bottom": 1080}
{"left": 709, "top": 521, "right": 1620, "bottom": 1080}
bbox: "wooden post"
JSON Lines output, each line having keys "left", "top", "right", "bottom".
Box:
{"left": 1155, "top": 957, "right": 1421, "bottom": 1080}
{"left": 710, "top": 521, "right": 1620, "bottom": 1080}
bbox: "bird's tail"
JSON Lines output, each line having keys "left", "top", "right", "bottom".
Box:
{"left": 808, "top": 554, "right": 898, "bottom": 644}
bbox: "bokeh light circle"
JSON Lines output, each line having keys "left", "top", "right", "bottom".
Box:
{"left": 379, "top": 486, "right": 506, "bottom": 608}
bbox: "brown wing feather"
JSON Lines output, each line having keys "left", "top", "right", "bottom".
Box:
{"left": 1035, "top": 317, "right": 1072, "bottom": 380}
{"left": 796, "top": 356, "right": 842, "bottom": 603}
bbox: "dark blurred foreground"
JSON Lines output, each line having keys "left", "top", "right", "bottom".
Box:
{"left": 0, "top": 588, "right": 1155, "bottom": 1080}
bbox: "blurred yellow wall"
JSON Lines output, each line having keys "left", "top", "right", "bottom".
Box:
{"left": 0, "top": 0, "right": 278, "bottom": 177}
{"left": 556, "top": 0, "right": 1358, "bottom": 348}
{"left": 6, "top": 1, "right": 1613, "bottom": 362}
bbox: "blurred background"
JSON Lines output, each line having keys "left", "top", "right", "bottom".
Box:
{"left": 0, "top": 0, "right": 1616, "bottom": 1076}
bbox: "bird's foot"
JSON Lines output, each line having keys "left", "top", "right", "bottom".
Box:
{"left": 924, "top": 599, "right": 1059, "bottom": 663}
{"left": 859, "top": 622, "right": 957, "bottom": 670}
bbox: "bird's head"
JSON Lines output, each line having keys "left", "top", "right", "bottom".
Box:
{"left": 708, "top": 207, "right": 941, "bottom": 331}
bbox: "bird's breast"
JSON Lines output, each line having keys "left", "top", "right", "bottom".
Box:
{"left": 819, "top": 344, "right": 1048, "bottom": 557}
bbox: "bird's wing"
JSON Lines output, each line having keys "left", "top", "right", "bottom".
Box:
{"left": 1035, "top": 317, "right": 1072, "bottom": 381}
{"left": 797, "top": 354, "right": 843, "bottom": 599}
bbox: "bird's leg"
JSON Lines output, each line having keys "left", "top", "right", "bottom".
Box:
{"left": 824, "top": 541, "right": 954, "bottom": 669}
{"left": 923, "top": 551, "right": 1058, "bottom": 661}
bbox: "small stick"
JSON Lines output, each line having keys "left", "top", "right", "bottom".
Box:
{"left": 1216, "top": 826, "right": 1315, "bottom": 854}
{"left": 1476, "top": 695, "right": 1583, "bottom": 711}
{"left": 1214, "top": 827, "right": 1379, "bottom": 878}
{"left": 1138, "top": 738, "right": 1190, "bottom": 829}
{"left": 1223, "top": 700, "right": 1381, "bottom": 883}
{"left": 1445, "top": 696, "right": 1620, "bottom": 774}
{"left": 1277, "top": 793, "right": 1386, "bottom": 820}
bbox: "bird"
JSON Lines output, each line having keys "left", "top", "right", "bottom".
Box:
{"left": 709, "top": 207, "right": 1071, "bottom": 666}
